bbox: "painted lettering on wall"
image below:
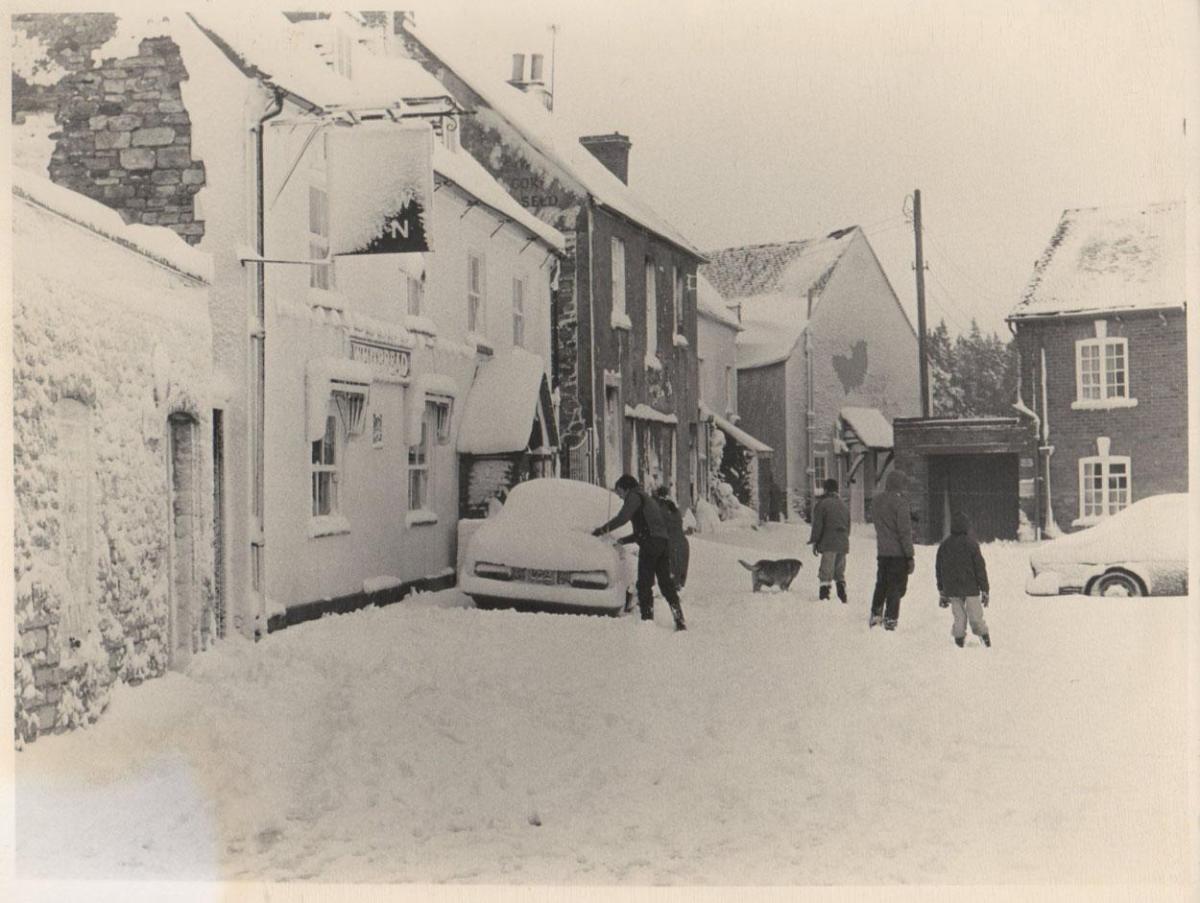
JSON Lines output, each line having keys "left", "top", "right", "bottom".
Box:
{"left": 351, "top": 340, "right": 411, "bottom": 382}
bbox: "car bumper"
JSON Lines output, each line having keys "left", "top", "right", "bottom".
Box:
{"left": 459, "top": 572, "right": 627, "bottom": 612}
{"left": 1025, "top": 564, "right": 1095, "bottom": 596}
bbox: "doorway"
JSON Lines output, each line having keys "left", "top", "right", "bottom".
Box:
{"left": 604, "top": 385, "right": 622, "bottom": 488}
{"left": 928, "top": 454, "right": 1019, "bottom": 542}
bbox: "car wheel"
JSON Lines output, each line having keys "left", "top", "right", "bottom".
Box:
{"left": 1089, "top": 570, "right": 1147, "bottom": 598}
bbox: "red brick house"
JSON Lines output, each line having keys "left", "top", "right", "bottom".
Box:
{"left": 375, "top": 14, "right": 707, "bottom": 509}
{"left": 1007, "top": 202, "right": 1188, "bottom": 535}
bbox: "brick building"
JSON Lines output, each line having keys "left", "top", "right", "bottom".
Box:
{"left": 1006, "top": 202, "right": 1188, "bottom": 535}
{"left": 377, "top": 14, "right": 708, "bottom": 509}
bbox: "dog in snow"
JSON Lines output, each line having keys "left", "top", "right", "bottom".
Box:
{"left": 738, "top": 558, "right": 803, "bottom": 592}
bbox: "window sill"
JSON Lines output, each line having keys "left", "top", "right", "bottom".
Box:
{"left": 673, "top": 333, "right": 689, "bottom": 348}
{"left": 405, "top": 314, "right": 438, "bottom": 336}
{"left": 309, "top": 515, "right": 351, "bottom": 538}
{"left": 1071, "top": 397, "right": 1138, "bottom": 411}
{"left": 406, "top": 510, "right": 439, "bottom": 527}
{"left": 611, "top": 312, "right": 633, "bottom": 331}
{"left": 644, "top": 353, "right": 663, "bottom": 371}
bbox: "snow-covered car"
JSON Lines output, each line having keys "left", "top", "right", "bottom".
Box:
{"left": 460, "top": 478, "right": 638, "bottom": 615}
{"left": 1025, "top": 493, "right": 1190, "bottom": 597}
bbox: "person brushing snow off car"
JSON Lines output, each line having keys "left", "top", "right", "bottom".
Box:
{"left": 936, "top": 510, "right": 991, "bottom": 648}
{"left": 592, "top": 474, "right": 687, "bottom": 631}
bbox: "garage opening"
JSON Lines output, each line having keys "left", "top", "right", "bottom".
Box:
{"left": 927, "top": 453, "right": 1019, "bottom": 542}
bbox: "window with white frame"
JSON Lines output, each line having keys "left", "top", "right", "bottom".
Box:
{"left": 645, "top": 259, "right": 657, "bottom": 361}
{"left": 812, "top": 453, "right": 828, "bottom": 494}
{"left": 406, "top": 274, "right": 423, "bottom": 316}
{"left": 308, "top": 136, "right": 333, "bottom": 290}
{"left": 408, "top": 402, "right": 435, "bottom": 511}
{"left": 611, "top": 237, "right": 626, "bottom": 320}
{"left": 512, "top": 276, "right": 526, "bottom": 347}
{"left": 1078, "top": 452, "right": 1130, "bottom": 522}
{"left": 1076, "top": 336, "right": 1129, "bottom": 403}
{"left": 467, "top": 252, "right": 485, "bottom": 334}
{"left": 673, "top": 265, "right": 685, "bottom": 335}
{"left": 311, "top": 401, "right": 340, "bottom": 516}
{"left": 431, "top": 396, "right": 452, "bottom": 444}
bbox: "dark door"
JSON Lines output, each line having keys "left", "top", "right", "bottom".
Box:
{"left": 928, "top": 454, "right": 1019, "bottom": 543}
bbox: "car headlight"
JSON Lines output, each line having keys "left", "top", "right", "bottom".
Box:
{"left": 568, "top": 570, "right": 610, "bottom": 589}
{"left": 474, "top": 561, "right": 512, "bottom": 580}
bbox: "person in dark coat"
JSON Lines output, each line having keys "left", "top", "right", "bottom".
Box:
{"left": 870, "top": 468, "right": 915, "bottom": 631}
{"left": 936, "top": 510, "right": 991, "bottom": 647}
{"left": 593, "top": 474, "right": 687, "bottom": 630}
{"left": 808, "top": 477, "right": 850, "bottom": 603}
{"left": 653, "top": 485, "right": 690, "bottom": 590}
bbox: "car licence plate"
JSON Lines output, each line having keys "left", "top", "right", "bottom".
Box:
{"left": 527, "top": 568, "right": 556, "bottom": 585}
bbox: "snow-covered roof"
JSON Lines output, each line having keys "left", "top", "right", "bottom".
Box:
{"left": 434, "top": 145, "right": 564, "bottom": 253}
{"left": 456, "top": 348, "right": 551, "bottom": 455}
{"left": 734, "top": 293, "right": 809, "bottom": 369}
{"left": 701, "top": 403, "right": 772, "bottom": 453}
{"left": 624, "top": 404, "right": 679, "bottom": 425}
{"left": 400, "top": 17, "right": 704, "bottom": 259}
{"left": 1010, "top": 202, "right": 1185, "bottom": 319}
{"left": 840, "top": 406, "right": 894, "bottom": 449}
{"left": 12, "top": 168, "right": 212, "bottom": 283}
{"left": 696, "top": 274, "right": 741, "bottom": 329}
{"left": 189, "top": 9, "right": 453, "bottom": 112}
{"left": 702, "top": 228, "right": 858, "bottom": 300}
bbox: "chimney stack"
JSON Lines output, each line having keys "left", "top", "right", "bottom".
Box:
{"left": 508, "top": 50, "right": 553, "bottom": 111}
{"left": 579, "top": 133, "right": 632, "bottom": 184}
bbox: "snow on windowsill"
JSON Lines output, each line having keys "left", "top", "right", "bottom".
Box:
{"left": 465, "top": 331, "right": 492, "bottom": 352}
{"left": 673, "top": 333, "right": 689, "bottom": 348}
{"left": 1071, "top": 397, "right": 1138, "bottom": 411}
{"left": 405, "top": 314, "right": 438, "bottom": 336}
{"left": 406, "top": 510, "right": 439, "bottom": 528}
{"left": 363, "top": 575, "right": 403, "bottom": 595}
{"left": 309, "top": 515, "right": 351, "bottom": 539}
{"left": 644, "top": 353, "right": 663, "bottom": 371}
{"left": 611, "top": 311, "right": 633, "bottom": 331}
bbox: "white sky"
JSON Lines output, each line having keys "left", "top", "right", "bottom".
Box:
{"left": 410, "top": 0, "right": 1194, "bottom": 337}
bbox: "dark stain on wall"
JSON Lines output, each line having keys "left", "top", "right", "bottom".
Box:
{"left": 832, "top": 340, "right": 868, "bottom": 393}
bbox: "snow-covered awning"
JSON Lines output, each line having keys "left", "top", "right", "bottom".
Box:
{"left": 457, "top": 348, "right": 556, "bottom": 455}
{"left": 700, "top": 403, "right": 772, "bottom": 454}
{"left": 839, "top": 406, "right": 894, "bottom": 450}
{"left": 624, "top": 404, "right": 678, "bottom": 425}
{"left": 307, "top": 357, "right": 372, "bottom": 442}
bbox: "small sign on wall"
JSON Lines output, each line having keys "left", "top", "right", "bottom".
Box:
{"left": 1019, "top": 478, "right": 1036, "bottom": 499}
{"left": 372, "top": 414, "right": 384, "bottom": 448}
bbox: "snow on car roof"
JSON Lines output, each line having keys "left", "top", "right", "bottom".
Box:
{"left": 1010, "top": 202, "right": 1185, "bottom": 319}
{"left": 1033, "top": 493, "right": 1189, "bottom": 563}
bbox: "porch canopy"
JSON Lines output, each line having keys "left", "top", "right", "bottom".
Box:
{"left": 456, "top": 347, "right": 557, "bottom": 455}
{"left": 700, "top": 402, "right": 772, "bottom": 454}
{"left": 839, "top": 406, "right": 894, "bottom": 450}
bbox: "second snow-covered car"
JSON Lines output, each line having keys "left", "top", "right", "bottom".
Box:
{"left": 460, "top": 478, "right": 638, "bottom": 615}
{"left": 1025, "top": 492, "right": 1189, "bottom": 597}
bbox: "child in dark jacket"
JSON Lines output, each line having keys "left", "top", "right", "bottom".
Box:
{"left": 935, "top": 511, "right": 991, "bottom": 648}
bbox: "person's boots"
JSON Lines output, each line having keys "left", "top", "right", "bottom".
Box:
{"left": 869, "top": 613, "right": 883, "bottom": 628}
{"left": 955, "top": 636, "right": 965, "bottom": 648}
{"left": 818, "top": 584, "right": 830, "bottom": 601}
{"left": 836, "top": 582, "right": 848, "bottom": 604}
{"left": 668, "top": 600, "right": 687, "bottom": 631}
{"left": 884, "top": 618, "right": 898, "bottom": 631}
{"left": 980, "top": 633, "right": 991, "bottom": 647}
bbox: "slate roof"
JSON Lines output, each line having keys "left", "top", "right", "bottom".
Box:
{"left": 1010, "top": 202, "right": 1185, "bottom": 319}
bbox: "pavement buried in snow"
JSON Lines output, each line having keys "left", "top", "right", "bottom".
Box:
{"left": 15, "top": 523, "right": 1191, "bottom": 887}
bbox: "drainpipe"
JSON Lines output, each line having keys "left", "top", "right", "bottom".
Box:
{"left": 1038, "top": 346, "right": 1060, "bottom": 537}
{"left": 586, "top": 199, "right": 599, "bottom": 483}
{"left": 1008, "top": 323, "right": 1042, "bottom": 540}
{"left": 250, "top": 88, "right": 285, "bottom": 638}
{"left": 804, "top": 288, "right": 816, "bottom": 520}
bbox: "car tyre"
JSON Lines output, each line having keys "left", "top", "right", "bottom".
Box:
{"left": 1089, "top": 569, "right": 1147, "bottom": 598}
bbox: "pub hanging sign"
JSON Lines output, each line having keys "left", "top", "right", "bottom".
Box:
{"left": 329, "top": 122, "right": 434, "bottom": 256}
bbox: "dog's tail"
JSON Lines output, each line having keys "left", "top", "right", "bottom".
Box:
{"left": 737, "top": 559, "right": 755, "bottom": 570}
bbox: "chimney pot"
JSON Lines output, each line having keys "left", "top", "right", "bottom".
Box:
{"left": 580, "top": 133, "right": 632, "bottom": 184}
{"left": 530, "top": 53, "right": 544, "bottom": 82}
{"left": 510, "top": 53, "right": 526, "bottom": 84}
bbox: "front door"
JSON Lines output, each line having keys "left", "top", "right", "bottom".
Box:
{"left": 604, "top": 385, "right": 622, "bottom": 488}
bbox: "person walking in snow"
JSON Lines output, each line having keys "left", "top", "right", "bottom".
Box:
{"left": 593, "top": 474, "right": 687, "bottom": 630}
{"left": 869, "top": 469, "right": 915, "bottom": 631}
{"left": 808, "top": 477, "right": 850, "bottom": 603}
{"left": 936, "top": 510, "right": 991, "bottom": 648}
{"left": 653, "top": 485, "right": 690, "bottom": 590}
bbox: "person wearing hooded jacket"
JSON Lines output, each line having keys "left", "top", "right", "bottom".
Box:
{"left": 936, "top": 510, "right": 991, "bottom": 647}
{"left": 870, "top": 469, "right": 915, "bottom": 630}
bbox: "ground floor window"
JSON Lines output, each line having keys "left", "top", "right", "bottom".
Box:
{"left": 812, "top": 451, "right": 828, "bottom": 494}
{"left": 1079, "top": 453, "right": 1130, "bottom": 521}
{"left": 311, "top": 401, "right": 339, "bottom": 516}
{"left": 408, "top": 402, "right": 435, "bottom": 510}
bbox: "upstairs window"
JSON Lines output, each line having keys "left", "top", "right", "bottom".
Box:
{"left": 407, "top": 274, "right": 423, "bottom": 316}
{"left": 1075, "top": 336, "right": 1132, "bottom": 407}
{"left": 645, "top": 259, "right": 658, "bottom": 364}
{"left": 672, "top": 265, "right": 685, "bottom": 334}
{"left": 308, "top": 136, "right": 334, "bottom": 290}
{"left": 467, "top": 252, "right": 485, "bottom": 335}
{"left": 611, "top": 237, "right": 627, "bottom": 325}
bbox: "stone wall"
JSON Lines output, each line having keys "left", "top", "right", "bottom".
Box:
{"left": 12, "top": 14, "right": 206, "bottom": 244}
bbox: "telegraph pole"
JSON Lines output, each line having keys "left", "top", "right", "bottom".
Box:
{"left": 913, "top": 189, "right": 930, "bottom": 417}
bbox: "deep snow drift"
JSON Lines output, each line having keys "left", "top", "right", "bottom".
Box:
{"left": 14, "top": 522, "right": 1193, "bottom": 892}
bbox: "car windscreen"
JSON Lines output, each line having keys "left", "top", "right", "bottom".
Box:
{"left": 501, "top": 479, "right": 632, "bottom": 535}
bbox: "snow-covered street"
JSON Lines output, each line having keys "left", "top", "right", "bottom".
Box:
{"left": 15, "top": 523, "right": 1192, "bottom": 889}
